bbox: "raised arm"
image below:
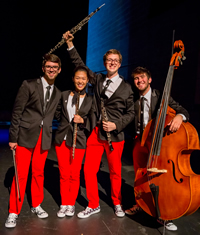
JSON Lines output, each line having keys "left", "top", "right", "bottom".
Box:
{"left": 63, "top": 31, "right": 96, "bottom": 85}
{"left": 63, "top": 31, "right": 86, "bottom": 67}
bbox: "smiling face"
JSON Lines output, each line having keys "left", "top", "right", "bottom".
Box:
{"left": 42, "top": 61, "right": 61, "bottom": 85}
{"left": 104, "top": 53, "right": 121, "bottom": 78}
{"left": 73, "top": 70, "right": 89, "bottom": 92}
{"left": 133, "top": 73, "right": 152, "bottom": 96}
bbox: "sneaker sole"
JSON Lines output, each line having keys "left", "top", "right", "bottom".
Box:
{"left": 65, "top": 213, "right": 75, "bottom": 217}
{"left": 166, "top": 227, "right": 178, "bottom": 231}
{"left": 5, "top": 223, "right": 16, "bottom": 228}
{"left": 37, "top": 214, "right": 48, "bottom": 219}
{"left": 57, "top": 213, "right": 66, "bottom": 218}
{"left": 115, "top": 213, "right": 125, "bottom": 217}
{"left": 31, "top": 211, "right": 48, "bottom": 219}
{"left": 31, "top": 209, "right": 48, "bottom": 219}
{"left": 157, "top": 219, "right": 177, "bottom": 231}
{"left": 77, "top": 209, "right": 100, "bottom": 219}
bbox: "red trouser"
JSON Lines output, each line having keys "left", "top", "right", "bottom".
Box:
{"left": 55, "top": 141, "right": 85, "bottom": 206}
{"left": 132, "top": 136, "right": 149, "bottom": 206}
{"left": 84, "top": 126, "right": 124, "bottom": 208}
{"left": 132, "top": 135, "right": 149, "bottom": 176}
{"left": 9, "top": 130, "right": 48, "bottom": 214}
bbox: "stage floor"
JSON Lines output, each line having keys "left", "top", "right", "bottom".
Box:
{"left": 0, "top": 132, "right": 200, "bottom": 235}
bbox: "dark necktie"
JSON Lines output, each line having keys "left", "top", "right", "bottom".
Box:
{"left": 43, "top": 86, "right": 51, "bottom": 113}
{"left": 71, "top": 88, "right": 86, "bottom": 107}
{"left": 100, "top": 79, "right": 112, "bottom": 99}
{"left": 140, "top": 96, "right": 145, "bottom": 140}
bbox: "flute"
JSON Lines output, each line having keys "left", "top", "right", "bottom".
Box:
{"left": 72, "top": 92, "right": 80, "bottom": 159}
{"left": 101, "top": 98, "right": 114, "bottom": 151}
{"left": 46, "top": 3, "right": 105, "bottom": 55}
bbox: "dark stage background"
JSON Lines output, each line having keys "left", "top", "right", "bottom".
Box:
{"left": 1, "top": 0, "right": 200, "bottom": 134}
{"left": 1, "top": 0, "right": 89, "bottom": 121}
{"left": 1, "top": 1, "right": 200, "bottom": 233}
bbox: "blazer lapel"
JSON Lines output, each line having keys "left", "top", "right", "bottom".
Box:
{"left": 37, "top": 78, "right": 44, "bottom": 113}
{"left": 99, "top": 76, "right": 106, "bottom": 95}
{"left": 151, "top": 89, "right": 159, "bottom": 118}
{"left": 62, "top": 91, "right": 71, "bottom": 121}
{"left": 78, "top": 94, "right": 93, "bottom": 116}
{"left": 134, "top": 99, "right": 140, "bottom": 131}
{"left": 104, "top": 78, "right": 123, "bottom": 104}
{"left": 45, "top": 87, "right": 56, "bottom": 113}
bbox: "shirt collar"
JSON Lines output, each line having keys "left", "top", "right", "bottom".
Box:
{"left": 41, "top": 77, "right": 54, "bottom": 89}
{"left": 141, "top": 88, "right": 151, "bottom": 102}
{"left": 105, "top": 74, "right": 120, "bottom": 83}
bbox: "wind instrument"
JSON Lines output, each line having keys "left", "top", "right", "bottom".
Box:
{"left": 12, "top": 149, "right": 21, "bottom": 202}
{"left": 72, "top": 92, "right": 80, "bottom": 159}
{"left": 101, "top": 98, "right": 114, "bottom": 151}
{"left": 46, "top": 3, "right": 105, "bottom": 55}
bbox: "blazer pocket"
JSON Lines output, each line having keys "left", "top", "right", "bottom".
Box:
{"left": 19, "top": 120, "right": 31, "bottom": 129}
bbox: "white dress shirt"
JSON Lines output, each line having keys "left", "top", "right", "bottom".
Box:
{"left": 41, "top": 77, "right": 54, "bottom": 126}
{"left": 103, "top": 75, "right": 122, "bottom": 98}
{"left": 41, "top": 76, "right": 54, "bottom": 100}
{"left": 137, "top": 88, "right": 186, "bottom": 134}
{"left": 64, "top": 95, "right": 85, "bottom": 140}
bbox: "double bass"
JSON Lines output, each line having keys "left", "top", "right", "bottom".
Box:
{"left": 134, "top": 40, "right": 200, "bottom": 221}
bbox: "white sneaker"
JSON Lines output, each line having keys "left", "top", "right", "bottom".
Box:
{"left": 5, "top": 213, "right": 18, "bottom": 228}
{"left": 157, "top": 219, "right": 178, "bottom": 231}
{"left": 57, "top": 205, "right": 68, "bottom": 218}
{"left": 31, "top": 205, "right": 48, "bottom": 218}
{"left": 114, "top": 205, "right": 125, "bottom": 217}
{"left": 77, "top": 206, "right": 100, "bottom": 219}
{"left": 65, "top": 205, "right": 75, "bottom": 217}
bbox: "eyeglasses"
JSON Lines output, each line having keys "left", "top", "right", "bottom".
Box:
{"left": 106, "top": 58, "right": 120, "bottom": 64}
{"left": 45, "top": 65, "right": 59, "bottom": 70}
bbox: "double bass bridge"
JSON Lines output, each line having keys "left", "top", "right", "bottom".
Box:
{"left": 147, "top": 168, "right": 167, "bottom": 173}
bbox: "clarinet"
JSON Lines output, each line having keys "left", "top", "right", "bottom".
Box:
{"left": 46, "top": 3, "right": 105, "bottom": 55}
{"left": 101, "top": 98, "right": 114, "bottom": 151}
{"left": 72, "top": 92, "right": 80, "bottom": 159}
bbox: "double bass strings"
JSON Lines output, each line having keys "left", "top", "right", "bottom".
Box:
{"left": 147, "top": 65, "right": 175, "bottom": 181}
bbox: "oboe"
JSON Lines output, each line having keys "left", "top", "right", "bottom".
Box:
{"left": 101, "top": 98, "right": 114, "bottom": 151}
{"left": 72, "top": 92, "right": 80, "bottom": 159}
{"left": 46, "top": 3, "right": 105, "bottom": 55}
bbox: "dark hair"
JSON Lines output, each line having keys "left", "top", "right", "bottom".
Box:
{"left": 73, "top": 65, "right": 94, "bottom": 83}
{"left": 103, "top": 49, "right": 122, "bottom": 63}
{"left": 131, "top": 66, "right": 151, "bottom": 79}
{"left": 42, "top": 54, "right": 61, "bottom": 68}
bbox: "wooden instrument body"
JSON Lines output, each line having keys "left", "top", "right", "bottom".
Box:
{"left": 134, "top": 107, "right": 200, "bottom": 220}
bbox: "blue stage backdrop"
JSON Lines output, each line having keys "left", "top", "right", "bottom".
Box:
{"left": 86, "top": 0, "right": 200, "bottom": 132}
{"left": 86, "top": 0, "right": 133, "bottom": 80}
